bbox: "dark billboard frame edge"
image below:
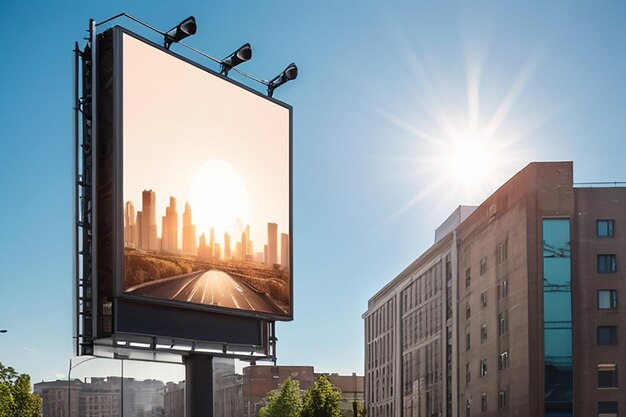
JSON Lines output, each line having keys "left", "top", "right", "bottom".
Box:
{"left": 106, "top": 26, "right": 294, "bottom": 323}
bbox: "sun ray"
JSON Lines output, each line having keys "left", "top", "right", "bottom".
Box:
{"left": 483, "top": 56, "right": 540, "bottom": 139}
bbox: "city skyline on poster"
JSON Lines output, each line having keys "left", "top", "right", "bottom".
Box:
{"left": 120, "top": 33, "right": 291, "bottom": 317}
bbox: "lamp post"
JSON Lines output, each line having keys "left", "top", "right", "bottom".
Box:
{"left": 67, "top": 357, "right": 98, "bottom": 417}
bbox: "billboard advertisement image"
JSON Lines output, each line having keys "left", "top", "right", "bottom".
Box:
{"left": 119, "top": 33, "right": 291, "bottom": 319}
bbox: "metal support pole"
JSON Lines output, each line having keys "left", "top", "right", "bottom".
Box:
{"left": 184, "top": 355, "right": 214, "bottom": 417}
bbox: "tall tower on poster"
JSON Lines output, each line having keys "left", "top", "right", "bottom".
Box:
{"left": 182, "top": 202, "right": 197, "bottom": 255}
{"left": 142, "top": 190, "right": 158, "bottom": 251}
{"left": 162, "top": 197, "right": 178, "bottom": 253}
{"left": 268, "top": 223, "right": 278, "bottom": 265}
{"left": 281, "top": 233, "right": 290, "bottom": 268}
{"left": 124, "top": 201, "right": 136, "bottom": 247}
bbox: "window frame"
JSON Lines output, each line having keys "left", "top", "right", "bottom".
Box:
{"left": 480, "top": 291, "right": 488, "bottom": 308}
{"left": 498, "top": 312, "right": 508, "bottom": 336}
{"left": 597, "top": 325, "right": 618, "bottom": 346}
{"left": 480, "top": 257, "right": 487, "bottom": 275}
{"left": 598, "top": 254, "right": 617, "bottom": 274}
{"left": 597, "top": 289, "right": 618, "bottom": 310}
{"left": 597, "top": 219, "right": 615, "bottom": 238}
{"left": 480, "top": 324, "right": 488, "bottom": 343}
{"left": 479, "top": 358, "right": 487, "bottom": 377}
{"left": 598, "top": 364, "right": 618, "bottom": 388}
{"left": 499, "top": 351, "right": 509, "bottom": 370}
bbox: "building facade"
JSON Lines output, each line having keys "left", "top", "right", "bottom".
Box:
{"left": 364, "top": 162, "right": 626, "bottom": 417}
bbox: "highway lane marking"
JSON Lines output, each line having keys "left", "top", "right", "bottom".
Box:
{"left": 200, "top": 273, "right": 211, "bottom": 304}
{"left": 170, "top": 273, "right": 202, "bottom": 300}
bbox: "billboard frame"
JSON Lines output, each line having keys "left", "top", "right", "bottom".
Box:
{"left": 106, "top": 26, "right": 294, "bottom": 322}
{"left": 74, "top": 19, "right": 292, "bottom": 360}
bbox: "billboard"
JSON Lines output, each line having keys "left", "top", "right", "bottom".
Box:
{"left": 93, "top": 26, "right": 292, "bottom": 344}
{"left": 120, "top": 32, "right": 291, "bottom": 319}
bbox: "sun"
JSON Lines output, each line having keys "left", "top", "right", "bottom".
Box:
{"left": 443, "top": 132, "right": 499, "bottom": 191}
{"left": 188, "top": 159, "right": 250, "bottom": 238}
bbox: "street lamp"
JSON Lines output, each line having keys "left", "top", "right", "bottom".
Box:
{"left": 68, "top": 357, "right": 98, "bottom": 417}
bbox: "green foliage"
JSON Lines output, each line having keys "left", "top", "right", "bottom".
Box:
{"left": 264, "top": 377, "right": 302, "bottom": 417}
{"left": 351, "top": 400, "right": 365, "bottom": 417}
{"left": 0, "top": 363, "right": 42, "bottom": 417}
{"left": 301, "top": 375, "right": 343, "bottom": 417}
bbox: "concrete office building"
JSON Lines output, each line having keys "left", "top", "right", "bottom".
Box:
{"left": 364, "top": 162, "right": 626, "bottom": 417}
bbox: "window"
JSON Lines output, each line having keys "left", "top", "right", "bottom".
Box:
{"left": 497, "top": 240, "right": 508, "bottom": 264}
{"left": 481, "top": 392, "right": 488, "bottom": 412}
{"left": 598, "top": 255, "right": 617, "bottom": 273}
{"left": 465, "top": 268, "right": 471, "bottom": 288}
{"left": 597, "top": 326, "right": 618, "bottom": 345}
{"left": 598, "top": 290, "right": 618, "bottom": 310}
{"left": 466, "top": 362, "right": 471, "bottom": 384}
{"left": 597, "top": 220, "right": 615, "bottom": 238}
{"left": 466, "top": 304, "right": 471, "bottom": 320}
{"left": 598, "top": 400, "right": 618, "bottom": 417}
{"left": 466, "top": 332, "right": 471, "bottom": 351}
{"left": 498, "top": 313, "right": 508, "bottom": 336}
{"left": 498, "top": 280, "right": 508, "bottom": 300}
{"left": 479, "top": 359, "right": 487, "bottom": 377}
{"left": 481, "top": 324, "right": 488, "bottom": 343}
{"left": 480, "top": 291, "right": 488, "bottom": 308}
{"left": 466, "top": 400, "right": 471, "bottom": 417}
{"left": 598, "top": 364, "right": 618, "bottom": 388}
{"left": 499, "top": 351, "right": 509, "bottom": 370}
{"left": 498, "top": 390, "right": 508, "bottom": 408}
{"left": 480, "top": 257, "right": 487, "bottom": 275}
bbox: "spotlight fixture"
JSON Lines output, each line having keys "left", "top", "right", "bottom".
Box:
{"left": 220, "top": 43, "right": 252, "bottom": 76}
{"left": 164, "top": 16, "right": 197, "bottom": 50}
{"left": 267, "top": 63, "right": 298, "bottom": 97}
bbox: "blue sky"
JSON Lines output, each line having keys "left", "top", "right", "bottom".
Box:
{"left": 1, "top": 1, "right": 626, "bottom": 383}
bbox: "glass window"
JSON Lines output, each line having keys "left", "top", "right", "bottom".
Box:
{"left": 598, "top": 290, "right": 618, "bottom": 310}
{"left": 498, "top": 313, "right": 508, "bottom": 336}
{"left": 598, "top": 400, "right": 618, "bottom": 416}
{"left": 481, "top": 324, "right": 488, "bottom": 343}
{"left": 480, "top": 257, "right": 487, "bottom": 275}
{"left": 499, "top": 351, "right": 509, "bottom": 370}
{"left": 597, "top": 326, "right": 618, "bottom": 345}
{"left": 498, "top": 390, "right": 508, "bottom": 408}
{"left": 466, "top": 304, "right": 471, "bottom": 320}
{"left": 465, "top": 268, "right": 471, "bottom": 288}
{"left": 597, "top": 220, "right": 615, "bottom": 237}
{"left": 466, "top": 332, "right": 471, "bottom": 351}
{"left": 481, "top": 392, "right": 488, "bottom": 412}
{"left": 498, "top": 280, "right": 508, "bottom": 300}
{"left": 497, "top": 240, "right": 508, "bottom": 264}
{"left": 598, "top": 364, "right": 618, "bottom": 388}
{"left": 466, "top": 363, "right": 471, "bottom": 384}
{"left": 480, "top": 291, "right": 488, "bottom": 308}
{"left": 466, "top": 400, "right": 471, "bottom": 417}
{"left": 598, "top": 255, "right": 617, "bottom": 273}
{"left": 479, "top": 359, "right": 487, "bottom": 377}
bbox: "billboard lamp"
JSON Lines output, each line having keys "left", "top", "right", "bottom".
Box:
{"left": 220, "top": 43, "right": 252, "bottom": 76}
{"left": 93, "top": 13, "right": 298, "bottom": 95}
{"left": 164, "top": 16, "right": 197, "bottom": 50}
{"left": 267, "top": 63, "right": 298, "bottom": 97}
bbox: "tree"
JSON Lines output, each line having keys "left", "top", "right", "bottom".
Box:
{"left": 301, "top": 375, "right": 343, "bottom": 417}
{"left": 0, "top": 362, "right": 42, "bottom": 417}
{"left": 264, "top": 376, "right": 302, "bottom": 417}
